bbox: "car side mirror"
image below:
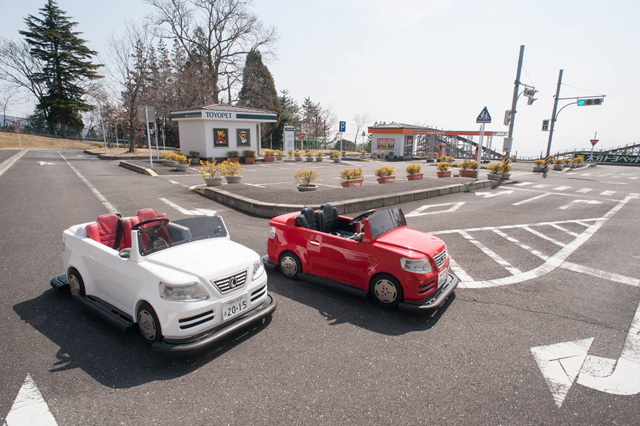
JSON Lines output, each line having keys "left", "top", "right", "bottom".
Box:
{"left": 119, "top": 248, "right": 131, "bottom": 259}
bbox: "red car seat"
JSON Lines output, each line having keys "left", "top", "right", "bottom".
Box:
{"left": 86, "top": 214, "right": 124, "bottom": 249}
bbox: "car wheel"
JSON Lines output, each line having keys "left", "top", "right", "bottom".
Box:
{"left": 370, "top": 274, "right": 403, "bottom": 307}
{"left": 279, "top": 252, "right": 302, "bottom": 279}
{"left": 67, "top": 270, "right": 85, "bottom": 299}
{"left": 137, "top": 302, "right": 162, "bottom": 343}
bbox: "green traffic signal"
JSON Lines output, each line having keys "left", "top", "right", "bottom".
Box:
{"left": 577, "top": 98, "right": 603, "bottom": 106}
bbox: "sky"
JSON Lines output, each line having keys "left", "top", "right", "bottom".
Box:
{"left": 1, "top": 0, "right": 638, "bottom": 157}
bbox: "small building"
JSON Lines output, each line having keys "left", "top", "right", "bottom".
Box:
{"left": 170, "top": 104, "right": 277, "bottom": 159}
{"left": 367, "top": 123, "right": 424, "bottom": 159}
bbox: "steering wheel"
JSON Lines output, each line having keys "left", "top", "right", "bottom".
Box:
{"left": 132, "top": 217, "right": 169, "bottom": 235}
{"left": 349, "top": 209, "right": 376, "bottom": 225}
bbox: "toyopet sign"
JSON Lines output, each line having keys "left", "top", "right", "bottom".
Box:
{"left": 283, "top": 126, "right": 295, "bottom": 160}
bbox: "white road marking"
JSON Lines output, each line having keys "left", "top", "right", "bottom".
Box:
{"left": 576, "top": 188, "right": 593, "bottom": 193}
{"left": 432, "top": 218, "right": 600, "bottom": 235}
{"left": 475, "top": 189, "right": 514, "bottom": 198}
{"left": 512, "top": 193, "right": 551, "bottom": 206}
{"left": 522, "top": 226, "right": 565, "bottom": 247}
{"left": 561, "top": 262, "right": 640, "bottom": 287}
{"left": 600, "top": 190, "right": 616, "bottom": 196}
{"left": 553, "top": 186, "right": 571, "bottom": 191}
{"left": 0, "top": 149, "right": 29, "bottom": 177}
{"left": 159, "top": 198, "right": 216, "bottom": 216}
{"left": 459, "top": 231, "right": 521, "bottom": 275}
{"left": 405, "top": 202, "right": 465, "bottom": 217}
{"left": 533, "top": 184, "right": 549, "bottom": 188}
{"left": 558, "top": 199, "right": 602, "bottom": 210}
{"left": 2, "top": 374, "right": 57, "bottom": 425}
{"left": 492, "top": 229, "right": 548, "bottom": 260}
{"left": 514, "top": 182, "right": 533, "bottom": 186}
{"left": 37, "top": 161, "right": 55, "bottom": 165}
{"left": 550, "top": 224, "right": 579, "bottom": 237}
{"left": 630, "top": 177, "right": 638, "bottom": 180}
{"left": 447, "top": 257, "right": 473, "bottom": 286}
{"left": 58, "top": 152, "right": 118, "bottom": 214}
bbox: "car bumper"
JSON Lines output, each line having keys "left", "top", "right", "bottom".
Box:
{"left": 50, "top": 273, "right": 68, "bottom": 289}
{"left": 398, "top": 272, "right": 459, "bottom": 311}
{"left": 262, "top": 255, "right": 278, "bottom": 271}
{"left": 151, "top": 294, "right": 277, "bottom": 356}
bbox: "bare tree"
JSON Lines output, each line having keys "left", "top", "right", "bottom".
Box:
{"left": 352, "top": 112, "right": 370, "bottom": 150}
{"left": 0, "top": 38, "right": 47, "bottom": 117}
{"left": 145, "top": 0, "right": 277, "bottom": 104}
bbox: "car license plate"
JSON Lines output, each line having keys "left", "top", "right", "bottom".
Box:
{"left": 438, "top": 269, "right": 449, "bottom": 288}
{"left": 222, "top": 295, "right": 248, "bottom": 320}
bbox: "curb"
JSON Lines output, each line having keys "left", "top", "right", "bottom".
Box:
{"left": 192, "top": 180, "right": 495, "bottom": 218}
{"left": 84, "top": 149, "right": 153, "bottom": 160}
{"left": 118, "top": 160, "right": 158, "bottom": 177}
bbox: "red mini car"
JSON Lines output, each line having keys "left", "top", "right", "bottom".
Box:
{"left": 263, "top": 204, "right": 459, "bottom": 310}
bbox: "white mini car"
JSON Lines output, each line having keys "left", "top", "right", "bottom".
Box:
{"left": 51, "top": 209, "right": 276, "bottom": 355}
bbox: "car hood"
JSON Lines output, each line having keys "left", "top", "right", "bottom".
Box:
{"left": 141, "top": 238, "right": 260, "bottom": 283}
{"left": 374, "top": 227, "right": 445, "bottom": 258}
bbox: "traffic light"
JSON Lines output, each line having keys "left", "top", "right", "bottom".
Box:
{"left": 542, "top": 119, "right": 550, "bottom": 131}
{"left": 577, "top": 97, "right": 604, "bottom": 106}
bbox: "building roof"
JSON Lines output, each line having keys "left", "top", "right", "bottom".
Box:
{"left": 368, "top": 123, "right": 430, "bottom": 130}
{"left": 171, "top": 103, "right": 276, "bottom": 115}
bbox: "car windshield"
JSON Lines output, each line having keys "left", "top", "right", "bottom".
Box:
{"left": 368, "top": 208, "right": 407, "bottom": 239}
{"left": 137, "top": 216, "right": 228, "bottom": 256}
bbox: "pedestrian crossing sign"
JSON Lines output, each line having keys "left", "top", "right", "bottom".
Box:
{"left": 476, "top": 107, "right": 492, "bottom": 124}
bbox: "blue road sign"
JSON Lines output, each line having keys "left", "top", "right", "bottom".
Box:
{"left": 476, "top": 107, "right": 492, "bottom": 124}
{"left": 339, "top": 121, "right": 346, "bottom": 132}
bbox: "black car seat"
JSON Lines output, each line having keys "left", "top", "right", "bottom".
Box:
{"left": 318, "top": 203, "right": 339, "bottom": 234}
{"left": 295, "top": 207, "right": 319, "bottom": 231}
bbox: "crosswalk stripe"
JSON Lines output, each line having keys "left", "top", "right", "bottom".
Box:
{"left": 459, "top": 231, "right": 522, "bottom": 275}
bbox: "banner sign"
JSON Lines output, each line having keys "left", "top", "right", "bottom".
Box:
{"left": 589, "top": 154, "right": 640, "bottom": 164}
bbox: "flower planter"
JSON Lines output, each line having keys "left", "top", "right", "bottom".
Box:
{"left": 460, "top": 170, "right": 478, "bottom": 178}
{"left": 275, "top": 156, "right": 283, "bottom": 161}
{"left": 204, "top": 177, "right": 223, "bottom": 186}
{"left": 406, "top": 173, "right": 424, "bottom": 181}
{"left": 487, "top": 173, "right": 511, "bottom": 181}
{"left": 341, "top": 178, "right": 364, "bottom": 187}
{"left": 553, "top": 165, "right": 563, "bottom": 171}
{"left": 436, "top": 171, "right": 451, "bottom": 178}
{"left": 333, "top": 158, "right": 341, "bottom": 163}
{"left": 175, "top": 164, "right": 189, "bottom": 171}
{"left": 295, "top": 157, "right": 302, "bottom": 162}
{"left": 227, "top": 157, "right": 240, "bottom": 163}
{"left": 306, "top": 157, "right": 314, "bottom": 162}
{"left": 533, "top": 166, "right": 544, "bottom": 173}
{"left": 376, "top": 176, "right": 396, "bottom": 184}
{"left": 297, "top": 184, "right": 318, "bottom": 192}
{"left": 243, "top": 157, "right": 256, "bottom": 164}
{"left": 315, "top": 157, "right": 323, "bottom": 162}
{"left": 263, "top": 156, "right": 275, "bottom": 162}
{"left": 224, "top": 175, "right": 242, "bottom": 184}
{"left": 164, "top": 160, "right": 178, "bottom": 167}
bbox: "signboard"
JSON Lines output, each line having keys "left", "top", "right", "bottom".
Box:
{"left": 14, "top": 128, "right": 21, "bottom": 134}
{"left": 339, "top": 121, "right": 346, "bottom": 132}
{"left": 590, "top": 139, "right": 599, "bottom": 147}
{"left": 503, "top": 137, "right": 513, "bottom": 152}
{"left": 214, "top": 128, "right": 229, "bottom": 147}
{"left": 476, "top": 107, "right": 492, "bottom": 124}
{"left": 283, "top": 126, "right": 295, "bottom": 160}
{"left": 590, "top": 154, "right": 640, "bottom": 164}
{"left": 12, "top": 121, "right": 20, "bottom": 128}
{"left": 237, "top": 129, "right": 250, "bottom": 147}
{"left": 377, "top": 138, "right": 395, "bottom": 149}
{"left": 137, "top": 106, "right": 156, "bottom": 122}
{"left": 300, "top": 132, "right": 306, "bottom": 141}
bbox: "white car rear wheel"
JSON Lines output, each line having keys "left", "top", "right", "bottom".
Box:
{"left": 68, "top": 270, "right": 85, "bottom": 299}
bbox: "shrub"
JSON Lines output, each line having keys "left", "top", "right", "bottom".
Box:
{"left": 534, "top": 159, "right": 546, "bottom": 167}
{"left": 330, "top": 150, "right": 340, "bottom": 159}
{"left": 305, "top": 149, "right": 313, "bottom": 157}
{"left": 175, "top": 154, "right": 190, "bottom": 165}
{"left": 276, "top": 150, "right": 285, "bottom": 156}
{"left": 263, "top": 149, "right": 275, "bottom": 157}
{"left": 227, "top": 150, "right": 239, "bottom": 158}
{"left": 554, "top": 158, "right": 564, "bottom": 165}
{"left": 360, "top": 150, "right": 367, "bottom": 155}
{"left": 489, "top": 162, "right": 511, "bottom": 174}
{"left": 340, "top": 167, "right": 364, "bottom": 181}
{"left": 459, "top": 160, "right": 478, "bottom": 170}
{"left": 499, "top": 163, "right": 512, "bottom": 174}
{"left": 436, "top": 162, "right": 451, "bottom": 171}
{"left": 439, "top": 155, "right": 455, "bottom": 163}
{"left": 406, "top": 164, "right": 422, "bottom": 174}
{"left": 315, "top": 151, "right": 324, "bottom": 158}
{"left": 575, "top": 155, "right": 585, "bottom": 163}
{"left": 294, "top": 169, "right": 321, "bottom": 187}
{"left": 188, "top": 150, "right": 200, "bottom": 158}
{"left": 219, "top": 159, "right": 244, "bottom": 176}
{"left": 242, "top": 150, "right": 256, "bottom": 158}
{"left": 198, "top": 160, "right": 220, "bottom": 178}
{"left": 294, "top": 149, "right": 301, "bottom": 158}
{"left": 375, "top": 166, "right": 395, "bottom": 177}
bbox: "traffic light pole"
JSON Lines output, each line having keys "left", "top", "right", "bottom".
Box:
{"left": 506, "top": 45, "right": 525, "bottom": 159}
{"left": 543, "top": 69, "right": 563, "bottom": 178}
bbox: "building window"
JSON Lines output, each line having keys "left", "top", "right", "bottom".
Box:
{"left": 214, "top": 128, "right": 229, "bottom": 147}
{"left": 237, "top": 129, "right": 250, "bottom": 147}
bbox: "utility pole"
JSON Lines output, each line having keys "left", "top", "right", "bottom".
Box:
{"left": 543, "top": 69, "right": 563, "bottom": 178}
{"left": 506, "top": 45, "right": 525, "bottom": 158}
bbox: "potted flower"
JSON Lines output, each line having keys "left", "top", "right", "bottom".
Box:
{"left": 360, "top": 150, "right": 368, "bottom": 160}
{"left": 533, "top": 159, "right": 545, "bottom": 172}
{"left": 275, "top": 150, "right": 284, "bottom": 161}
{"left": 340, "top": 167, "right": 364, "bottom": 187}
{"left": 227, "top": 150, "right": 240, "bottom": 163}
{"left": 315, "top": 151, "right": 324, "bottom": 162}
{"left": 242, "top": 150, "right": 256, "bottom": 164}
{"left": 294, "top": 149, "right": 302, "bottom": 161}
{"left": 161, "top": 151, "right": 178, "bottom": 167}
{"left": 219, "top": 159, "right": 245, "bottom": 183}
{"left": 487, "top": 162, "right": 512, "bottom": 181}
{"left": 305, "top": 149, "right": 314, "bottom": 162}
{"left": 375, "top": 166, "right": 396, "bottom": 184}
{"left": 436, "top": 161, "right": 451, "bottom": 178}
{"left": 406, "top": 164, "right": 423, "bottom": 181}
{"left": 198, "top": 160, "right": 222, "bottom": 186}
{"left": 174, "top": 153, "right": 191, "bottom": 171}
{"left": 330, "top": 150, "right": 341, "bottom": 163}
{"left": 459, "top": 160, "right": 478, "bottom": 178}
{"left": 263, "top": 149, "right": 276, "bottom": 162}
{"left": 294, "top": 168, "right": 321, "bottom": 192}
{"left": 188, "top": 151, "right": 201, "bottom": 162}
{"left": 553, "top": 158, "right": 564, "bottom": 171}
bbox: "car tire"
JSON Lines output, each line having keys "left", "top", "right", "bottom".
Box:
{"left": 67, "top": 269, "right": 85, "bottom": 299}
{"left": 279, "top": 251, "right": 302, "bottom": 280}
{"left": 370, "top": 274, "right": 403, "bottom": 307}
{"left": 137, "top": 302, "right": 162, "bottom": 343}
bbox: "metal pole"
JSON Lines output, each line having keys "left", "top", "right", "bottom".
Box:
{"left": 543, "top": 69, "right": 563, "bottom": 178}
{"left": 100, "top": 106, "right": 108, "bottom": 156}
{"left": 115, "top": 122, "right": 120, "bottom": 153}
{"left": 506, "top": 45, "right": 525, "bottom": 158}
{"left": 145, "top": 107, "right": 153, "bottom": 169}
{"left": 477, "top": 123, "right": 485, "bottom": 179}
{"left": 154, "top": 121, "right": 160, "bottom": 159}
{"left": 590, "top": 131, "right": 597, "bottom": 163}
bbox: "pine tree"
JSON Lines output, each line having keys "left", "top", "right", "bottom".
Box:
{"left": 20, "top": 0, "right": 102, "bottom": 136}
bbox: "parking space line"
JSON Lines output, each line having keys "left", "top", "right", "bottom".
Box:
{"left": 448, "top": 257, "right": 473, "bottom": 286}
{"left": 554, "top": 186, "right": 571, "bottom": 191}
{"left": 534, "top": 184, "right": 549, "bottom": 188}
{"left": 0, "top": 149, "right": 29, "bottom": 177}
{"left": 550, "top": 224, "right": 579, "bottom": 237}
{"left": 492, "top": 229, "right": 549, "bottom": 260}
{"left": 561, "top": 262, "right": 640, "bottom": 287}
{"left": 459, "top": 231, "right": 522, "bottom": 275}
{"left": 515, "top": 182, "right": 533, "bottom": 186}
{"left": 522, "top": 226, "right": 565, "bottom": 247}
{"left": 58, "top": 152, "right": 118, "bottom": 214}
{"left": 512, "top": 193, "right": 551, "bottom": 206}
{"left": 600, "top": 190, "right": 616, "bottom": 196}
{"left": 576, "top": 188, "right": 593, "bottom": 193}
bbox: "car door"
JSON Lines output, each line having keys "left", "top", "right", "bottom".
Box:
{"left": 314, "top": 234, "right": 373, "bottom": 290}
{"left": 93, "top": 253, "right": 142, "bottom": 316}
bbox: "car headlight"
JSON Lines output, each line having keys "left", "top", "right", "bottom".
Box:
{"left": 253, "top": 259, "right": 265, "bottom": 280}
{"left": 400, "top": 257, "right": 432, "bottom": 274}
{"left": 159, "top": 282, "right": 210, "bottom": 302}
{"left": 269, "top": 226, "right": 276, "bottom": 239}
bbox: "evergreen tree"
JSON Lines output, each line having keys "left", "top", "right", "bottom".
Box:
{"left": 272, "top": 89, "right": 300, "bottom": 148}
{"left": 20, "top": 0, "right": 102, "bottom": 136}
{"left": 238, "top": 50, "right": 280, "bottom": 145}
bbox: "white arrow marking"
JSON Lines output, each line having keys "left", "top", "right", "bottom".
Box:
{"left": 3, "top": 374, "right": 57, "bottom": 425}
{"left": 159, "top": 198, "right": 217, "bottom": 216}
{"left": 474, "top": 189, "right": 514, "bottom": 198}
{"left": 405, "top": 202, "right": 465, "bottom": 217}
{"left": 530, "top": 338, "right": 594, "bottom": 407}
{"left": 37, "top": 161, "right": 55, "bottom": 165}
{"left": 558, "top": 199, "right": 602, "bottom": 210}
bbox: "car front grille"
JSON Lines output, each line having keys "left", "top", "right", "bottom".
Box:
{"left": 251, "top": 285, "right": 267, "bottom": 302}
{"left": 212, "top": 270, "right": 247, "bottom": 294}
{"left": 434, "top": 248, "right": 447, "bottom": 269}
